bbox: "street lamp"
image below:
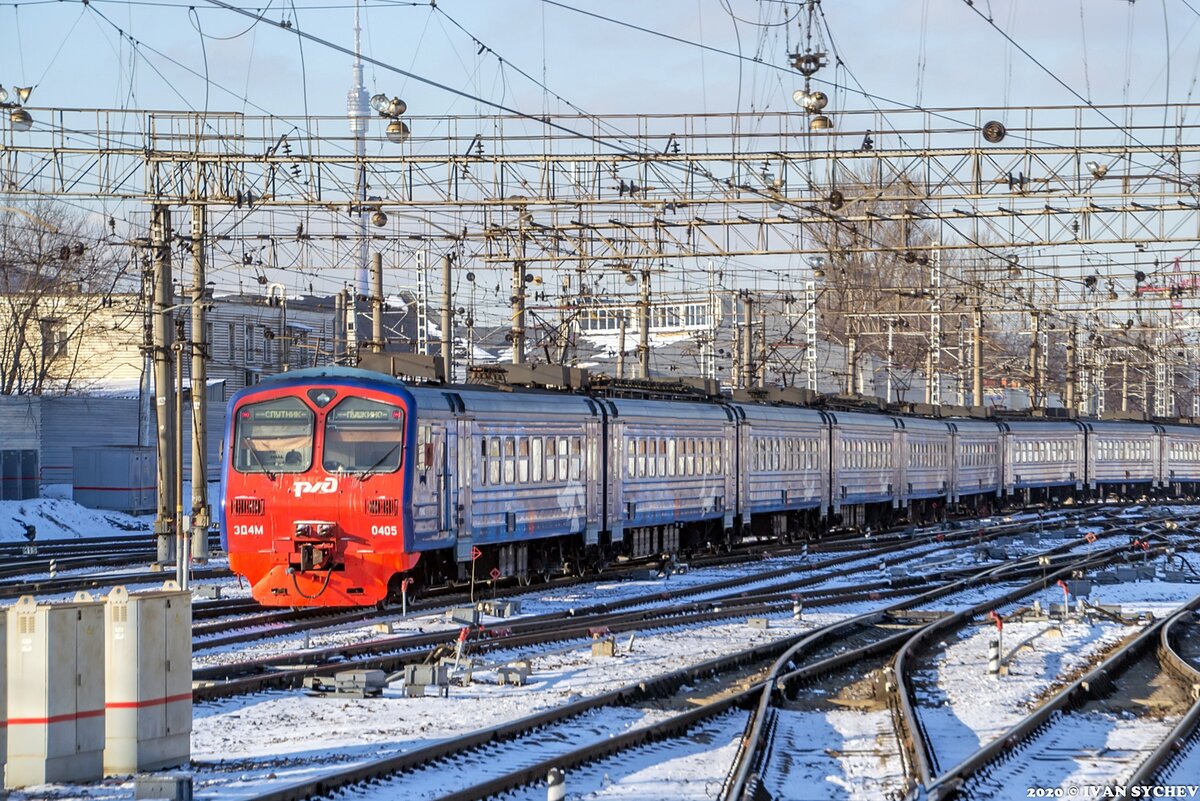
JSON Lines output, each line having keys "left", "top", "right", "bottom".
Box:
{"left": 370, "top": 93, "right": 409, "bottom": 143}
{"left": 0, "top": 84, "right": 34, "bottom": 131}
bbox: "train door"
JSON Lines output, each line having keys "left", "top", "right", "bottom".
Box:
{"left": 948, "top": 425, "right": 960, "bottom": 505}
{"left": 608, "top": 416, "right": 625, "bottom": 544}
{"left": 456, "top": 416, "right": 472, "bottom": 539}
{"left": 893, "top": 425, "right": 905, "bottom": 510}
{"left": 584, "top": 415, "right": 601, "bottom": 546}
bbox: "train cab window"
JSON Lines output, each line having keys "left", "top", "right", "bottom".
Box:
{"left": 532, "top": 438, "right": 544, "bottom": 483}
{"left": 322, "top": 397, "right": 405, "bottom": 474}
{"left": 234, "top": 396, "right": 314, "bottom": 474}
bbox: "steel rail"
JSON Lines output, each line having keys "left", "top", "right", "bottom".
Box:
{"left": 717, "top": 513, "right": 1194, "bottom": 801}
{"left": 1123, "top": 607, "right": 1200, "bottom": 788}
{"left": 924, "top": 592, "right": 1200, "bottom": 800}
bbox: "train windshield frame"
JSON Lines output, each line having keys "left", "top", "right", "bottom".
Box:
{"left": 322, "top": 396, "right": 406, "bottom": 475}
{"left": 233, "top": 396, "right": 315, "bottom": 474}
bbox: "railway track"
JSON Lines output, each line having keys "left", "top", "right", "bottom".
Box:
{"left": 717, "top": 512, "right": 1200, "bottom": 801}
{"left": 918, "top": 593, "right": 1200, "bottom": 799}
{"left": 223, "top": 522, "right": 1140, "bottom": 801}
{"left": 1114, "top": 606, "right": 1200, "bottom": 792}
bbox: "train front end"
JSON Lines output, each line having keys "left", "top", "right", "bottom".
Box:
{"left": 220, "top": 369, "right": 418, "bottom": 607}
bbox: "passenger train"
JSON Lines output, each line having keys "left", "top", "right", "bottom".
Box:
{"left": 220, "top": 365, "right": 1200, "bottom": 607}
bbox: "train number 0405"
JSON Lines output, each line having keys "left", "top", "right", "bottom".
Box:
{"left": 371, "top": 525, "right": 399, "bottom": 537}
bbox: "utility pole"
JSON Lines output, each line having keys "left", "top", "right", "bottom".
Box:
{"left": 886, "top": 317, "right": 896, "bottom": 404}
{"left": 638, "top": 268, "right": 651, "bottom": 379}
{"left": 150, "top": 205, "right": 177, "bottom": 566}
{"left": 616, "top": 312, "right": 626, "bottom": 379}
{"left": 371, "top": 251, "right": 384, "bottom": 353}
{"left": 1029, "top": 310, "right": 1041, "bottom": 408}
{"left": 1065, "top": 326, "right": 1077, "bottom": 411}
{"left": 804, "top": 279, "right": 817, "bottom": 391}
{"left": 441, "top": 252, "right": 454, "bottom": 380}
{"left": 846, "top": 333, "right": 858, "bottom": 395}
{"left": 741, "top": 292, "right": 754, "bottom": 390}
{"left": 930, "top": 246, "right": 942, "bottom": 405}
{"left": 972, "top": 305, "right": 984, "bottom": 407}
{"left": 333, "top": 290, "right": 345, "bottom": 364}
{"left": 1121, "top": 359, "right": 1130, "bottom": 413}
{"left": 190, "top": 205, "right": 210, "bottom": 564}
{"left": 511, "top": 213, "right": 528, "bottom": 365}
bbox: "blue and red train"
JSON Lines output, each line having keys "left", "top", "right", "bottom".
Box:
{"left": 220, "top": 365, "right": 1200, "bottom": 607}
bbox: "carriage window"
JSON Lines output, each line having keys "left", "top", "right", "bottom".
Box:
{"left": 234, "top": 396, "right": 314, "bottom": 474}
{"left": 518, "top": 438, "right": 530, "bottom": 484}
{"left": 486, "top": 438, "right": 500, "bottom": 484}
{"left": 658, "top": 438, "right": 668, "bottom": 477}
{"left": 417, "top": 426, "right": 429, "bottom": 471}
{"left": 570, "top": 437, "right": 583, "bottom": 481}
{"left": 480, "top": 438, "right": 489, "bottom": 486}
{"left": 637, "top": 439, "right": 647, "bottom": 478}
{"left": 532, "top": 437, "right": 544, "bottom": 482}
{"left": 503, "top": 437, "right": 516, "bottom": 484}
{"left": 322, "top": 397, "right": 405, "bottom": 474}
{"left": 558, "top": 437, "right": 570, "bottom": 480}
{"left": 668, "top": 439, "right": 677, "bottom": 476}
{"left": 547, "top": 437, "right": 558, "bottom": 481}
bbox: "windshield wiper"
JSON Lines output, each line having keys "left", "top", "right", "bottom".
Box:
{"left": 241, "top": 438, "right": 277, "bottom": 481}
{"left": 356, "top": 442, "right": 402, "bottom": 483}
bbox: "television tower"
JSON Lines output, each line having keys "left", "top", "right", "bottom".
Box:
{"left": 348, "top": 0, "right": 370, "bottom": 296}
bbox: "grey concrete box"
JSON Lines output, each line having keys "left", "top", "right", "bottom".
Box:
{"left": 449, "top": 607, "right": 480, "bottom": 627}
{"left": 104, "top": 583, "right": 192, "bottom": 776}
{"left": 6, "top": 593, "right": 106, "bottom": 789}
{"left": 1065, "top": 580, "right": 1092, "bottom": 598}
{"left": 134, "top": 773, "right": 193, "bottom": 801}
{"left": 334, "top": 669, "right": 386, "bottom": 698}
{"left": 403, "top": 661, "right": 451, "bottom": 695}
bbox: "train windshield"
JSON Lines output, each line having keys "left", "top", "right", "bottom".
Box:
{"left": 233, "top": 396, "right": 315, "bottom": 474}
{"left": 323, "top": 397, "right": 406, "bottom": 475}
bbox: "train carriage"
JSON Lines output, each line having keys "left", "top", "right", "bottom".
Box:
{"left": 1002, "top": 419, "right": 1086, "bottom": 502}
{"left": 948, "top": 418, "right": 1004, "bottom": 508}
{"left": 896, "top": 416, "right": 953, "bottom": 520}
{"left": 1160, "top": 423, "right": 1200, "bottom": 496}
{"left": 409, "top": 384, "right": 604, "bottom": 583}
{"left": 605, "top": 397, "right": 735, "bottom": 558}
{"left": 1084, "top": 420, "right": 1163, "bottom": 497}
{"left": 730, "top": 402, "right": 830, "bottom": 539}
{"left": 827, "top": 410, "right": 903, "bottom": 529}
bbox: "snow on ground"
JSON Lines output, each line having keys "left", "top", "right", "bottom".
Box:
{"left": 918, "top": 618, "right": 1133, "bottom": 772}
{"left": 0, "top": 495, "right": 151, "bottom": 542}
{"left": 762, "top": 708, "right": 907, "bottom": 801}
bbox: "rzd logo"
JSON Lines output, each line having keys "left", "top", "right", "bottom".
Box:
{"left": 292, "top": 477, "right": 338, "bottom": 498}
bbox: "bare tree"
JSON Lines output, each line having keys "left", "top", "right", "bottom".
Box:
{"left": 0, "top": 199, "right": 131, "bottom": 395}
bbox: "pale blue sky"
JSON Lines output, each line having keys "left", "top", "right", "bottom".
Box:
{"left": 3, "top": 1, "right": 1196, "bottom": 123}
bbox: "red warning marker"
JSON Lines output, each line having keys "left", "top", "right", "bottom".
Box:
{"left": 471, "top": 546, "right": 482, "bottom": 561}
{"left": 489, "top": 567, "right": 502, "bottom": 581}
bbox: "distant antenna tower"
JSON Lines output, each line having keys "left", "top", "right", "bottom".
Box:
{"left": 348, "top": 0, "right": 370, "bottom": 296}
